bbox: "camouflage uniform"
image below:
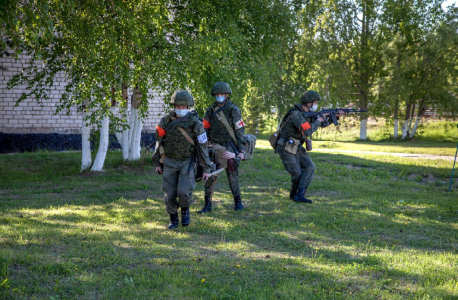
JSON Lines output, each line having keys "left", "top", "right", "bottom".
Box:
{"left": 153, "top": 111, "right": 212, "bottom": 213}
{"left": 200, "top": 82, "right": 246, "bottom": 211}
{"left": 277, "top": 90, "right": 324, "bottom": 203}
{"left": 152, "top": 90, "right": 212, "bottom": 228}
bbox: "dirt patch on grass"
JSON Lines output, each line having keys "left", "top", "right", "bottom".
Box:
{"left": 407, "top": 173, "right": 440, "bottom": 183}
{"left": 346, "top": 164, "right": 363, "bottom": 170}
{"left": 423, "top": 174, "right": 438, "bottom": 183}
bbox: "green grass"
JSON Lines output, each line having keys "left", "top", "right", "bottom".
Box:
{"left": 267, "top": 118, "right": 458, "bottom": 143}
{"left": 1, "top": 141, "right": 458, "bottom": 299}
{"left": 257, "top": 138, "right": 458, "bottom": 157}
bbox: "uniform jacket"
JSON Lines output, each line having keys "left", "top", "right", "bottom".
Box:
{"left": 279, "top": 103, "right": 322, "bottom": 142}
{"left": 152, "top": 110, "right": 212, "bottom": 173}
{"left": 203, "top": 99, "right": 246, "bottom": 152}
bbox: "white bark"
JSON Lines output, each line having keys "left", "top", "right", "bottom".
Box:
{"left": 401, "top": 119, "right": 410, "bottom": 139}
{"left": 393, "top": 119, "right": 399, "bottom": 139}
{"left": 409, "top": 116, "right": 421, "bottom": 138}
{"left": 407, "top": 117, "right": 414, "bottom": 135}
{"left": 121, "top": 107, "right": 130, "bottom": 160}
{"left": 81, "top": 110, "right": 92, "bottom": 172}
{"left": 359, "top": 119, "right": 368, "bottom": 140}
{"left": 91, "top": 114, "right": 110, "bottom": 172}
{"left": 128, "top": 107, "right": 143, "bottom": 161}
{"left": 128, "top": 107, "right": 136, "bottom": 147}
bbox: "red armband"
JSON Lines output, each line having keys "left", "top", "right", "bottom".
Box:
{"left": 203, "top": 119, "right": 211, "bottom": 129}
{"left": 156, "top": 125, "right": 166, "bottom": 137}
{"left": 300, "top": 122, "right": 311, "bottom": 132}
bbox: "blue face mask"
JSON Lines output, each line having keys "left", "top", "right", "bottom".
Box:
{"left": 175, "top": 108, "right": 188, "bottom": 117}
{"left": 215, "top": 95, "right": 226, "bottom": 103}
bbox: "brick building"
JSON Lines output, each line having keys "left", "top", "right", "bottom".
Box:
{"left": 0, "top": 54, "right": 165, "bottom": 152}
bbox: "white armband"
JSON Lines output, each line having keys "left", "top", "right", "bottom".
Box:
{"left": 197, "top": 132, "right": 208, "bottom": 144}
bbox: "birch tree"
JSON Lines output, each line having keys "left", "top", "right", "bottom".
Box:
{"left": 81, "top": 99, "right": 92, "bottom": 171}
{"left": 128, "top": 88, "right": 143, "bottom": 161}
{"left": 4, "top": 0, "right": 296, "bottom": 170}
{"left": 374, "top": 2, "right": 458, "bottom": 139}
{"left": 5, "top": 1, "right": 179, "bottom": 170}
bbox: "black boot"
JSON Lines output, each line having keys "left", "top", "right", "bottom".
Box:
{"left": 234, "top": 196, "right": 244, "bottom": 211}
{"left": 289, "top": 188, "right": 298, "bottom": 200}
{"left": 181, "top": 207, "right": 191, "bottom": 226}
{"left": 167, "top": 213, "right": 179, "bottom": 229}
{"left": 289, "top": 183, "right": 299, "bottom": 200}
{"left": 197, "top": 195, "right": 212, "bottom": 214}
{"left": 293, "top": 187, "right": 313, "bottom": 203}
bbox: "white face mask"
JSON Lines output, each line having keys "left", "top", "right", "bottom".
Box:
{"left": 175, "top": 108, "right": 188, "bottom": 117}
{"left": 310, "top": 104, "right": 318, "bottom": 112}
{"left": 215, "top": 95, "right": 226, "bottom": 103}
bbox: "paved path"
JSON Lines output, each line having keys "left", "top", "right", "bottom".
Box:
{"left": 313, "top": 149, "right": 456, "bottom": 161}
{"left": 256, "top": 145, "right": 457, "bottom": 161}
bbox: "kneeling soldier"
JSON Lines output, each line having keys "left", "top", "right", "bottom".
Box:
{"left": 153, "top": 90, "right": 212, "bottom": 229}
{"left": 199, "top": 82, "right": 246, "bottom": 213}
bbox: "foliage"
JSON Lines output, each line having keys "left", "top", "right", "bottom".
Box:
{"left": 3, "top": 0, "right": 296, "bottom": 126}
{"left": 373, "top": 1, "right": 458, "bottom": 123}
{"left": 289, "top": 0, "right": 457, "bottom": 139}
{"left": 294, "top": 0, "right": 385, "bottom": 110}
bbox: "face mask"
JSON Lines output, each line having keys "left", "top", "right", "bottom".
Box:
{"left": 310, "top": 104, "right": 318, "bottom": 112}
{"left": 175, "top": 108, "right": 188, "bottom": 117}
{"left": 215, "top": 95, "right": 226, "bottom": 103}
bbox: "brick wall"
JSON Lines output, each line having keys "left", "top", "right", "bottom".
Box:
{"left": 0, "top": 54, "right": 166, "bottom": 134}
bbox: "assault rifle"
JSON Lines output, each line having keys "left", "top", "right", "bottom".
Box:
{"left": 304, "top": 108, "right": 368, "bottom": 126}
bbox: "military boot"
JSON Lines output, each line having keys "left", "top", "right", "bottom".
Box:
{"left": 293, "top": 187, "right": 313, "bottom": 203}
{"left": 181, "top": 207, "right": 191, "bottom": 226}
{"left": 234, "top": 196, "right": 244, "bottom": 211}
{"left": 197, "top": 195, "right": 212, "bottom": 214}
{"left": 167, "top": 213, "right": 179, "bottom": 229}
{"left": 289, "top": 182, "right": 300, "bottom": 200}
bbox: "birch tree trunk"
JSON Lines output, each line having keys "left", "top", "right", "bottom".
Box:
{"left": 128, "top": 100, "right": 136, "bottom": 147}
{"left": 394, "top": 119, "right": 399, "bottom": 139}
{"left": 360, "top": 118, "right": 368, "bottom": 140}
{"left": 358, "top": 0, "right": 369, "bottom": 141}
{"left": 401, "top": 119, "right": 411, "bottom": 139}
{"left": 406, "top": 103, "right": 416, "bottom": 135}
{"left": 91, "top": 111, "right": 110, "bottom": 171}
{"left": 81, "top": 99, "right": 92, "bottom": 171}
{"left": 402, "top": 101, "right": 413, "bottom": 139}
{"left": 394, "top": 94, "right": 400, "bottom": 139}
{"left": 410, "top": 103, "right": 425, "bottom": 138}
{"left": 121, "top": 85, "right": 130, "bottom": 160}
{"left": 128, "top": 88, "right": 143, "bottom": 161}
{"left": 410, "top": 115, "right": 421, "bottom": 138}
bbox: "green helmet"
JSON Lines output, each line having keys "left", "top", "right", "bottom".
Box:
{"left": 170, "top": 90, "right": 194, "bottom": 106}
{"left": 211, "top": 82, "right": 232, "bottom": 95}
{"left": 300, "top": 90, "right": 321, "bottom": 103}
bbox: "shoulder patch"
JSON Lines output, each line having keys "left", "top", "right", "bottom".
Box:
{"left": 197, "top": 132, "right": 208, "bottom": 144}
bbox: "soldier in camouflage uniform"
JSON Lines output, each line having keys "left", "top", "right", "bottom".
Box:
{"left": 277, "top": 90, "right": 346, "bottom": 203}
{"left": 198, "top": 82, "right": 246, "bottom": 213}
{"left": 152, "top": 90, "right": 212, "bottom": 229}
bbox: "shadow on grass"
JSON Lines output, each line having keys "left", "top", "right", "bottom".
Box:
{"left": 1, "top": 149, "right": 457, "bottom": 298}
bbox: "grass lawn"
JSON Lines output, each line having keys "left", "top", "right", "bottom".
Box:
{"left": 1, "top": 139, "right": 457, "bottom": 299}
